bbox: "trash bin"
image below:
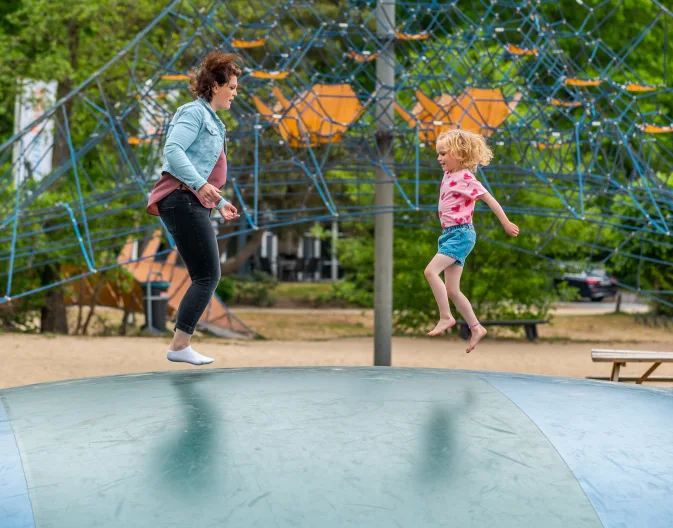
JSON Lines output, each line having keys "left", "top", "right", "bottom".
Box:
{"left": 140, "top": 281, "right": 170, "bottom": 333}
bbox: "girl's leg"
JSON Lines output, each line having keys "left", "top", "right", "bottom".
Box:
{"left": 444, "top": 264, "right": 487, "bottom": 353}
{"left": 425, "top": 254, "right": 457, "bottom": 336}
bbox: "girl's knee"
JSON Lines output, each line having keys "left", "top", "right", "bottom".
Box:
{"left": 424, "top": 266, "right": 435, "bottom": 279}
{"left": 446, "top": 286, "right": 461, "bottom": 299}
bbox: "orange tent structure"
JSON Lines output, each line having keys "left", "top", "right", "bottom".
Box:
{"left": 253, "top": 84, "right": 366, "bottom": 147}
{"left": 395, "top": 88, "right": 521, "bottom": 142}
{"left": 63, "top": 231, "right": 255, "bottom": 338}
{"left": 63, "top": 266, "right": 145, "bottom": 314}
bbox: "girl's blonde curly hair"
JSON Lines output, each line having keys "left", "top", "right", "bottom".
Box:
{"left": 436, "top": 128, "right": 493, "bottom": 172}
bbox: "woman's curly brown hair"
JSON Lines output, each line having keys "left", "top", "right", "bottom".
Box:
{"left": 189, "top": 51, "right": 243, "bottom": 102}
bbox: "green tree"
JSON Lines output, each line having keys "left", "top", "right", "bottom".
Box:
{"left": 0, "top": 0, "right": 167, "bottom": 332}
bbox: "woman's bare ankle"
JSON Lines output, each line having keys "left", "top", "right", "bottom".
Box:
{"left": 169, "top": 337, "right": 191, "bottom": 351}
{"left": 169, "top": 329, "right": 192, "bottom": 351}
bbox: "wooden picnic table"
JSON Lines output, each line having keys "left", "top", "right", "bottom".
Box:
{"left": 588, "top": 349, "right": 673, "bottom": 384}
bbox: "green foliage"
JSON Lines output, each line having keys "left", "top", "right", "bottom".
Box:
{"left": 308, "top": 222, "right": 330, "bottom": 240}
{"left": 318, "top": 229, "right": 375, "bottom": 308}
{"left": 0, "top": 0, "right": 168, "bottom": 142}
{"left": 0, "top": 285, "right": 43, "bottom": 332}
{"left": 232, "top": 271, "right": 278, "bottom": 306}
{"left": 0, "top": 0, "right": 671, "bottom": 326}
{"left": 603, "top": 177, "right": 673, "bottom": 315}
{"left": 215, "top": 275, "right": 237, "bottom": 303}
{"left": 0, "top": 0, "right": 171, "bottom": 325}
{"left": 275, "top": 281, "right": 334, "bottom": 304}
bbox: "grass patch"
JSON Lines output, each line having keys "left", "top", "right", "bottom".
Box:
{"left": 234, "top": 311, "right": 373, "bottom": 340}
{"left": 274, "top": 282, "right": 334, "bottom": 300}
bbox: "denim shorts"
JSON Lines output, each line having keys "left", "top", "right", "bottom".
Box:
{"left": 437, "top": 224, "right": 477, "bottom": 267}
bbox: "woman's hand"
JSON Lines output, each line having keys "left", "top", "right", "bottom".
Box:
{"left": 218, "top": 203, "right": 239, "bottom": 221}
{"left": 504, "top": 221, "right": 519, "bottom": 237}
{"left": 198, "top": 182, "right": 222, "bottom": 203}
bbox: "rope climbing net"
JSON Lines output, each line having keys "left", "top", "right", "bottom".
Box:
{"left": 1, "top": 0, "right": 672, "bottom": 310}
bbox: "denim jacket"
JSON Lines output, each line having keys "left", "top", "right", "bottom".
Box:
{"left": 162, "top": 97, "right": 229, "bottom": 209}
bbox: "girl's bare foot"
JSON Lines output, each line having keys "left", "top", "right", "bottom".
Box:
{"left": 428, "top": 316, "right": 456, "bottom": 336}
{"left": 466, "top": 324, "right": 487, "bottom": 353}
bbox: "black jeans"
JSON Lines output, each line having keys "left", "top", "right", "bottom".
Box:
{"left": 157, "top": 189, "right": 220, "bottom": 335}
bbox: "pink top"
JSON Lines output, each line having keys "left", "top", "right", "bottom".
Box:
{"left": 438, "top": 169, "right": 487, "bottom": 228}
{"left": 146, "top": 149, "right": 227, "bottom": 216}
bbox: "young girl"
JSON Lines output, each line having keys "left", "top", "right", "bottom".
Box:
{"left": 425, "top": 129, "right": 519, "bottom": 353}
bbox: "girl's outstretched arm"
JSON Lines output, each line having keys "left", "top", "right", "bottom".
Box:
{"left": 481, "top": 192, "right": 519, "bottom": 237}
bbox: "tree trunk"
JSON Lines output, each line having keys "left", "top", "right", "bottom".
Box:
{"left": 74, "top": 276, "right": 86, "bottom": 333}
{"left": 220, "top": 229, "right": 266, "bottom": 275}
{"left": 80, "top": 272, "right": 106, "bottom": 335}
{"left": 39, "top": 21, "right": 77, "bottom": 334}
{"left": 39, "top": 76, "right": 71, "bottom": 333}
{"left": 40, "top": 265, "right": 69, "bottom": 334}
{"left": 118, "top": 309, "right": 129, "bottom": 336}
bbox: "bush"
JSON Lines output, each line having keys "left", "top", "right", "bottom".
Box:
{"left": 233, "top": 271, "right": 278, "bottom": 306}
{"left": 315, "top": 233, "right": 375, "bottom": 308}
{"left": 315, "top": 279, "right": 372, "bottom": 308}
{"left": 215, "top": 276, "right": 237, "bottom": 303}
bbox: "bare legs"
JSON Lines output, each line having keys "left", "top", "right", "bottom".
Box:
{"left": 443, "top": 264, "right": 487, "bottom": 353}
{"left": 424, "top": 254, "right": 457, "bottom": 336}
{"left": 425, "top": 255, "right": 487, "bottom": 353}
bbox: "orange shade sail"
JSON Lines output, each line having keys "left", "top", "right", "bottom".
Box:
{"left": 253, "top": 84, "right": 365, "bottom": 147}
{"left": 396, "top": 88, "right": 521, "bottom": 142}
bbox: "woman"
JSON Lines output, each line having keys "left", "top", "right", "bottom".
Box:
{"left": 147, "top": 51, "right": 241, "bottom": 365}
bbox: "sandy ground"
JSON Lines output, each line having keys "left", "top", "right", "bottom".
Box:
{"left": 2, "top": 297, "right": 670, "bottom": 390}
{"left": 1, "top": 333, "right": 672, "bottom": 390}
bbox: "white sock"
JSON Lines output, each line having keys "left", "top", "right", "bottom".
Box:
{"left": 166, "top": 346, "right": 214, "bottom": 366}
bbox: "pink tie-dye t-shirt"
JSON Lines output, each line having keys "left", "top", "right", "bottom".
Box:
{"left": 438, "top": 169, "right": 487, "bottom": 228}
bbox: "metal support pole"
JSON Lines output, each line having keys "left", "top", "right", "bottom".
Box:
{"left": 331, "top": 220, "right": 339, "bottom": 281}
{"left": 374, "top": 0, "right": 395, "bottom": 366}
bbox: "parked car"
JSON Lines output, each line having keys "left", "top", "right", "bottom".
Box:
{"left": 556, "top": 268, "right": 618, "bottom": 302}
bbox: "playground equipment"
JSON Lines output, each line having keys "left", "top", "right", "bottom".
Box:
{"left": 1, "top": 0, "right": 672, "bottom": 317}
